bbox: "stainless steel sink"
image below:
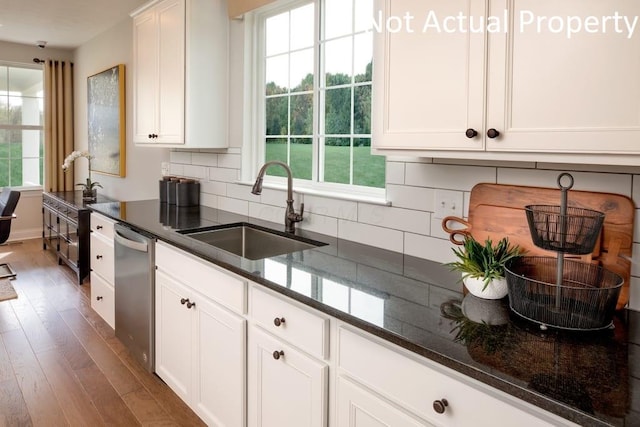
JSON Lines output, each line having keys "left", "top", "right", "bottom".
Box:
{"left": 179, "top": 223, "right": 326, "bottom": 260}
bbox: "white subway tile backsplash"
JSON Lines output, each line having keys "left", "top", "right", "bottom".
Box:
{"left": 200, "top": 193, "right": 218, "bottom": 209}
{"left": 218, "top": 196, "right": 249, "bottom": 216}
{"left": 170, "top": 151, "right": 192, "bottom": 164}
{"left": 357, "top": 204, "right": 430, "bottom": 235}
{"left": 634, "top": 210, "right": 640, "bottom": 244}
{"left": 386, "top": 184, "right": 434, "bottom": 212}
{"left": 632, "top": 243, "right": 640, "bottom": 277}
{"left": 630, "top": 276, "right": 640, "bottom": 311}
{"left": 227, "top": 183, "right": 256, "bottom": 201}
{"left": 169, "top": 163, "right": 184, "bottom": 176}
{"left": 218, "top": 153, "right": 242, "bottom": 169}
{"left": 386, "top": 162, "right": 405, "bottom": 185}
{"left": 200, "top": 180, "right": 227, "bottom": 196}
{"left": 191, "top": 152, "right": 218, "bottom": 167}
{"left": 209, "top": 167, "right": 239, "bottom": 183}
{"left": 431, "top": 216, "right": 453, "bottom": 240}
{"left": 634, "top": 176, "right": 640, "bottom": 206}
{"left": 249, "top": 202, "right": 285, "bottom": 224}
{"left": 538, "top": 162, "right": 640, "bottom": 175}
{"left": 405, "top": 163, "right": 495, "bottom": 191}
{"left": 258, "top": 187, "right": 294, "bottom": 208}
{"left": 338, "top": 219, "right": 404, "bottom": 253}
{"left": 298, "top": 212, "right": 339, "bottom": 237}
{"left": 434, "top": 158, "right": 536, "bottom": 169}
{"left": 182, "top": 165, "right": 206, "bottom": 179}
{"left": 463, "top": 191, "right": 470, "bottom": 217}
{"left": 498, "top": 168, "right": 633, "bottom": 196}
{"left": 304, "top": 195, "right": 357, "bottom": 221}
{"left": 404, "top": 233, "right": 456, "bottom": 264}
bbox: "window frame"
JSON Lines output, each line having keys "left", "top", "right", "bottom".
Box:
{"left": 0, "top": 61, "right": 44, "bottom": 191}
{"left": 243, "top": 0, "right": 385, "bottom": 201}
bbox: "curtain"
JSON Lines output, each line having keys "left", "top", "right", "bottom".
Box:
{"left": 228, "top": 0, "right": 275, "bottom": 18}
{"left": 44, "top": 60, "right": 74, "bottom": 192}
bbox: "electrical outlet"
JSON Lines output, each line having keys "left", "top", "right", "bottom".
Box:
{"left": 161, "top": 162, "right": 170, "bottom": 176}
{"left": 434, "top": 190, "right": 463, "bottom": 219}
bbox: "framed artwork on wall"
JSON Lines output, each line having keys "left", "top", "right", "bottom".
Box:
{"left": 87, "top": 64, "right": 126, "bottom": 177}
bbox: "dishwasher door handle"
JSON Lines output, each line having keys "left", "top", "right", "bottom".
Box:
{"left": 114, "top": 229, "right": 149, "bottom": 253}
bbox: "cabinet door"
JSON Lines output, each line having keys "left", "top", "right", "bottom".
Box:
{"left": 372, "top": 0, "right": 487, "bottom": 150}
{"left": 486, "top": 0, "right": 640, "bottom": 154}
{"left": 90, "top": 272, "right": 115, "bottom": 329}
{"left": 337, "top": 376, "right": 429, "bottom": 427}
{"left": 155, "top": 270, "right": 193, "bottom": 401}
{"left": 194, "top": 294, "right": 246, "bottom": 427}
{"left": 156, "top": 0, "right": 185, "bottom": 144}
{"left": 132, "top": 0, "right": 185, "bottom": 145}
{"left": 132, "top": 8, "right": 158, "bottom": 143}
{"left": 248, "top": 326, "right": 328, "bottom": 427}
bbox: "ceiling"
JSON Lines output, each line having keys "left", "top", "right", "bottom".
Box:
{"left": 0, "top": 0, "right": 148, "bottom": 49}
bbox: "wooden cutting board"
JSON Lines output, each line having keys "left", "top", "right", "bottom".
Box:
{"left": 443, "top": 183, "right": 634, "bottom": 310}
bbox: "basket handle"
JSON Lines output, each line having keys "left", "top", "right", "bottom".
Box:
{"left": 442, "top": 216, "right": 472, "bottom": 245}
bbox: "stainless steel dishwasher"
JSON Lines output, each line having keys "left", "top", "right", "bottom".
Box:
{"left": 113, "top": 223, "right": 155, "bottom": 372}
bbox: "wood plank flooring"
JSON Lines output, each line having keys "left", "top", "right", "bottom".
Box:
{"left": 0, "top": 239, "right": 206, "bottom": 426}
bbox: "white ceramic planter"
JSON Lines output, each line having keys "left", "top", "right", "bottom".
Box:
{"left": 462, "top": 275, "right": 508, "bottom": 300}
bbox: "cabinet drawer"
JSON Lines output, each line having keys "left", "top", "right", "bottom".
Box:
{"left": 91, "top": 234, "right": 114, "bottom": 284}
{"left": 156, "top": 241, "right": 246, "bottom": 314}
{"left": 250, "top": 286, "right": 329, "bottom": 360}
{"left": 338, "top": 327, "right": 570, "bottom": 426}
{"left": 91, "top": 213, "right": 115, "bottom": 239}
{"left": 91, "top": 272, "right": 115, "bottom": 328}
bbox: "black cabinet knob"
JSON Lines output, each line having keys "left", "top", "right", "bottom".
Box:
{"left": 186, "top": 301, "right": 196, "bottom": 309}
{"left": 273, "top": 317, "right": 286, "bottom": 327}
{"left": 148, "top": 134, "right": 153, "bottom": 139}
{"left": 96, "top": 255, "right": 103, "bottom": 260}
{"left": 273, "top": 350, "right": 284, "bottom": 360}
{"left": 180, "top": 298, "right": 188, "bottom": 305}
{"left": 96, "top": 296, "right": 103, "bottom": 301}
{"left": 465, "top": 128, "right": 478, "bottom": 139}
{"left": 487, "top": 128, "right": 500, "bottom": 139}
{"left": 96, "top": 225, "right": 103, "bottom": 230}
{"left": 433, "top": 399, "right": 448, "bottom": 414}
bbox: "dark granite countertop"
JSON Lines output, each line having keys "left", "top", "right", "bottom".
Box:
{"left": 89, "top": 199, "right": 638, "bottom": 427}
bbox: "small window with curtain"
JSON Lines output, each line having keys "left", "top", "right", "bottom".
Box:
{"left": 253, "top": 0, "right": 385, "bottom": 198}
{"left": 0, "top": 64, "right": 44, "bottom": 189}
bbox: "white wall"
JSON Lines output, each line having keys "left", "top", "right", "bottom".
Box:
{"left": 165, "top": 18, "right": 640, "bottom": 311}
{"left": 73, "top": 17, "right": 169, "bottom": 202}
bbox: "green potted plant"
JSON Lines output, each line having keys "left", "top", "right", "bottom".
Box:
{"left": 446, "top": 236, "right": 523, "bottom": 299}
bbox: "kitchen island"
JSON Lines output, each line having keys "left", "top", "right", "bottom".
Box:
{"left": 89, "top": 199, "right": 637, "bottom": 427}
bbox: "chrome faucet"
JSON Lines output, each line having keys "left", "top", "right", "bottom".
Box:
{"left": 251, "top": 161, "right": 304, "bottom": 233}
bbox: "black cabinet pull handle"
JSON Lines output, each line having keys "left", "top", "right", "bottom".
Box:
{"left": 273, "top": 317, "right": 286, "bottom": 327}
{"left": 487, "top": 128, "right": 500, "bottom": 139}
{"left": 465, "top": 128, "right": 478, "bottom": 138}
{"left": 96, "top": 225, "right": 103, "bottom": 230}
{"left": 96, "top": 296, "right": 103, "bottom": 301}
{"left": 96, "top": 255, "right": 103, "bottom": 259}
{"left": 433, "top": 399, "right": 448, "bottom": 414}
{"left": 186, "top": 301, "right": 196, "bottom": 309}
{"left": 273, "top": 350, "right": 284, "bottom": 360}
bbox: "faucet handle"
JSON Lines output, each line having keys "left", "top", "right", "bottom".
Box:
{"left": 298, "top": 203, "right": 304, "bottom": 219}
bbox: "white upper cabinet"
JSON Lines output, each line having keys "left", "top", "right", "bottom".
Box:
{"left": 373, "top": 0, "right": 640, "bottom": 164}
{"left": 131, "top": 0, "right": 229, "bottom": 148}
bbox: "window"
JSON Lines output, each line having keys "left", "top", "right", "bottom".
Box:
{"left": 254, "top": 0, "right": 385, "bottom": 196}
{"left": 0, "top": 64, "right": 44, "bottom": 189}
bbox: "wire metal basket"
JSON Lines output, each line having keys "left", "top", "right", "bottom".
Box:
{"left": 505, "top": 256, "right": 623, "bottom": 331}
{"left": 525, "top": 205, "right": 604, "bottom": 255}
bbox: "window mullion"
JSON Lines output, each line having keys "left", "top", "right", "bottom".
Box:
{"left": 315, "top": 0, "right": 323, "bottom": 184}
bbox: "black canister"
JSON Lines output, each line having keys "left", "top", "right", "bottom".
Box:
{"left": 176, "top": 179, "right": 200, "bottom": 207}
{"left": 159, "top": 176, "right": 173, "bottom": 203}
{"left": 167, "top": 178, "right": 180, "bottom": 205}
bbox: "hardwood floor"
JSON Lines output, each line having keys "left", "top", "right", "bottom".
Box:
{"left": 0, "top": 238, "right": 206, "bottom": 426}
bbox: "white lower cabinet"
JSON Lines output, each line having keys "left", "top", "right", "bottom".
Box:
{"left": 90, "top": 213, "right": 116, "bottom": 328}
{"left": 155, "top": 242, "right": 246, "bottom": 426}
{"left": 337, "top": 326, "right": 577, "bottom": 427}
{"left": 337, "top": 376, "right": 427, "bottom": 427}
{"left": 248, "top": 325, "right": 328, "bottom": 427}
